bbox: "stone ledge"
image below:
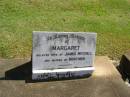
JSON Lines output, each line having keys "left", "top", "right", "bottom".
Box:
{"left": 32, "top": 67, "right": 94, "bottom": 80}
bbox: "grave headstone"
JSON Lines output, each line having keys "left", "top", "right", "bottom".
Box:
{"left": 32, "top": 31, "right": 97, "bottom": 80}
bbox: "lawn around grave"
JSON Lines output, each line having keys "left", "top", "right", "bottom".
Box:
{"left": 0, "top": 0, "right": 130, "bottom": 60}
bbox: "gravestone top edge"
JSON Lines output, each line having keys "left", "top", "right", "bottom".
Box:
{"left": 33, "top": 31, "right": 97, "bottom": 35}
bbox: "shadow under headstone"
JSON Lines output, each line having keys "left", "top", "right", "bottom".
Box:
{"left": 0, "top": 77, "right": 5, "bottom": 80}
{"left": 117, "top": 54, "right": 130, "bottom": 83}
{"left": 5, "top": 61, "right": 32, "bottom": 81}
{"left": 4, "top": 60, "right": 92, "bottom": 83}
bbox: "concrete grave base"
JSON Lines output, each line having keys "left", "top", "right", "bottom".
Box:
{"left": 0, "top": 56, "right": 130, "bottom": 97}
{"left": 32, "top": 67, "right": 94, "bottom": 80}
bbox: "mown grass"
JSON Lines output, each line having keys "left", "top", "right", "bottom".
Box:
{"left": 0, "top": 0, "right": 130, "bottom": 60}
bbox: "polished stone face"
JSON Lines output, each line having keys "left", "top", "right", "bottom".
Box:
{"left": 32, "top": 32, "right": 97, "bottom": 71}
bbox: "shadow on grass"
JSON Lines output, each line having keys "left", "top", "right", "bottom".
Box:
{"left": 0, "top": 60, "right": 92, "bottom": 83}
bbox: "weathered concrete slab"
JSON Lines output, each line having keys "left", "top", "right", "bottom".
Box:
{"left": 0, "top": 56, "right": 130, "bottom": 97}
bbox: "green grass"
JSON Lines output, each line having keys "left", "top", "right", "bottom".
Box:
{"left": 0, "top": 0, "right": 130, "bottom": 60}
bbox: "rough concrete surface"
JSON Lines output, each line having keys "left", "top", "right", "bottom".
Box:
{"left": 0, "top": 56, "right": 130, "bottom": 97}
